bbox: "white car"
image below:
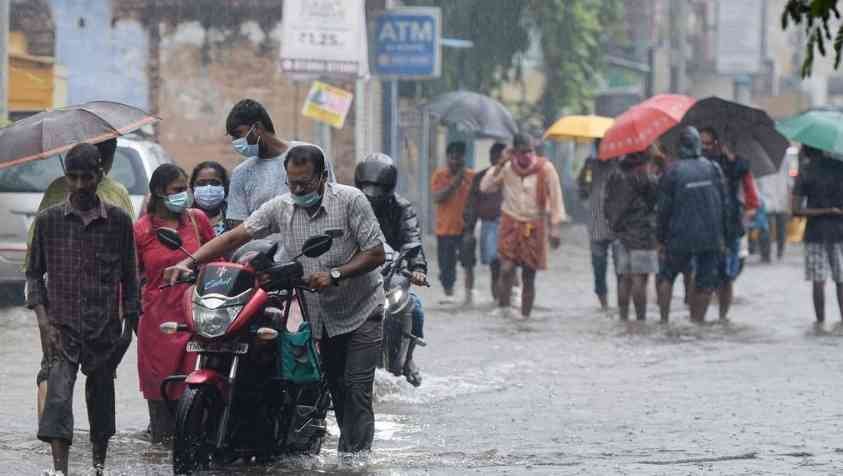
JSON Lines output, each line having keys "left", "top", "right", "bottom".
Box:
{"left": 0, "top": 135, "right": 174, "bottom": 302}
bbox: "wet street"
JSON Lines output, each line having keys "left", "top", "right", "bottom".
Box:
{"left": 2, "top": 226, "right": 843, "bottom": 475}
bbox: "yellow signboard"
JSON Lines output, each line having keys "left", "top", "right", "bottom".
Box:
{"left": 302, "top": 81, "right": 354, "bottom": 129}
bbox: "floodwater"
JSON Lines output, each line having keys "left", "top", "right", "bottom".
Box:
{"left": 2, "top": 226, "right": 843, "bottom": 475}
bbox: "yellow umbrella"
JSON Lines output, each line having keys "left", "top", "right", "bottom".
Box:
{"left": 544, "top": 115, "right": 614, "bottom": 142}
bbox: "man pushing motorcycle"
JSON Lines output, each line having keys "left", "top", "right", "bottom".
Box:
{"left": 354, "top": 153, "right": 428, "bottom": 386}
{"left": 164, "top": 144, "right": 386, "bottom": 464}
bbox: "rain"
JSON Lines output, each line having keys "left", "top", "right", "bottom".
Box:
{"left": 1, "top": 1, "right": 843, "bottom": 475}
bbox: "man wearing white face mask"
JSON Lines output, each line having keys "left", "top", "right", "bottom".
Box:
{"left": 226, "top": 99, "right": 335, "bottom": 230}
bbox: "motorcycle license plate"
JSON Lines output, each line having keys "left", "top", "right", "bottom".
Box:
{"left": 186, "top": 341, "right": 249, "bottom": 354}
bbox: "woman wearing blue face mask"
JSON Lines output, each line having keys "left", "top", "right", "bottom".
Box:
{"left": 133, "top": 164, "right": 216, "bottom": 443}
{"left": 190, "top": 161, "right": 230, "bottom": 237}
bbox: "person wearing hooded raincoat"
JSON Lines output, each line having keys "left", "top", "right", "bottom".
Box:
{"left": 655, "top": 126, "right": 729, "bottom": 323}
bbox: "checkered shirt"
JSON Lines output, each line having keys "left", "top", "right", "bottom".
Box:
{"left": 244, "top": 183, "right": 385, "bottom": 339}
{"left": 26, "top": 198, "right": 139, "bottom": 375}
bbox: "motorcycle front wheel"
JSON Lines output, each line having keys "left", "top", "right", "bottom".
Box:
{"left": 173, "top": 386, "right": 221, "bottom": 474}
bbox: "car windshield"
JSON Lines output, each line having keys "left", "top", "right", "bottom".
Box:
{"left": 0, "top": 146, "right": 148, "bottom": 194}
{"left": 111, "top": 147, "right": 149, "bottom": 195}
{"left": 0, "top": 156, "right": 63, "bottom": 193}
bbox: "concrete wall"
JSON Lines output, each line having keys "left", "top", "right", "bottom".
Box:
{"left": 50, "top": 0, "right": 148, "bottom": 109}
{"left": 155, "top": 20, "right": 357, "bottom": 179}
{"left": 45, "top": 0, "right": 362, "bottom": 181}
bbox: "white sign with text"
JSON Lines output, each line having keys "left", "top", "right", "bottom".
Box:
{"left": 280, "top": 0, "right": 368, "bottom": 77}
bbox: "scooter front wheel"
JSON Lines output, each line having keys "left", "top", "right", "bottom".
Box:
{"left": 173, "top": 386, "right": 221, "bottom": 474}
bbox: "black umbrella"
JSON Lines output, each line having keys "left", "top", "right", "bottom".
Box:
{"left": 0, "top": 101, "right": 158, "bottom": 169}
{"left": 423, "top": 91, "right": 518, "bottom": 140}
{"left": 662, "top": 97, "right": 789, "bottom": 177}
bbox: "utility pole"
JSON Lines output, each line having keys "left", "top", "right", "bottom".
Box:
{"left": 384, "top": 0, "right": 400, "bottom": 165}
{"left": 670, "top": 0, "right": 688, "bottom": 94}
{"left": 0, "top": 0, "right": 9, "bottom": 122}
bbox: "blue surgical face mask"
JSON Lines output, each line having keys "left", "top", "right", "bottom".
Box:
{"left": 231, "top": 125, "right": 259, "bottom": 158}
{"left": 194, "top": 185, "right": 226, "bottom": 209}
{"left": 291, "top": 190, "right": 322, "bottom": 208}
{"left": 163, "top": 191, "right": 193, "bottom": 214}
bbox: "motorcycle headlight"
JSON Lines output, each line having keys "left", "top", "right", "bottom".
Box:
{"left": 192, "top": 304, "right": 243, "bottom": 338}
{"left": 386, "top": 288, "right": 404, "bottom": 310}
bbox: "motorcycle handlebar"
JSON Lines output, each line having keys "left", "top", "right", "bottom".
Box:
{"left": 158, "top": 273, "right": 196, "bottom": 289}
{"left": 400, "top": 269, "right": 430, "bottom": 287}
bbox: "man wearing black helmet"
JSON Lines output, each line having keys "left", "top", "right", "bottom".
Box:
{"left": 354, "top": 153, "right": 428, "bottom": 386}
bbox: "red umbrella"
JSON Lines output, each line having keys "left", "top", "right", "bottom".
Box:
{"left": 598, "top": 94, "right": 696, "bottom": 160}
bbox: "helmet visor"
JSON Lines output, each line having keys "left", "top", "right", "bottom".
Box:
{"left": 361, "top": 184, "right": 389, "bottom": 199}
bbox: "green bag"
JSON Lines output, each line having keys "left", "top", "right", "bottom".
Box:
{"left": 280, "top": 321, "right": 321, "bottom": 383}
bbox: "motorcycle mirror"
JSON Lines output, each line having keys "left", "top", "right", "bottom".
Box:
{"left": 300, "top": 234, "right": 333, "bottom": 258}
{"left": 156, "top": 227, "right": 183, "bottom": 250}
{"left": 155, "top": 227, "right": 199, "bottom": 262}
{"left": 248, "top": 242, "right": 278, "bottom": 271}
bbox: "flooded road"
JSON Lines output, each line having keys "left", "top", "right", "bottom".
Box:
{"left": 3, "top": 226, "right": 843, "bottom": 475}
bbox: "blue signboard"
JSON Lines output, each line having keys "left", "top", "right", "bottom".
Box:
{"left": 373, "top": 7, "right": 441, "bottom": 78}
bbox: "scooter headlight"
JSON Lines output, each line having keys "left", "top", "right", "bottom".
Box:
{"left": 386, "top": 288, "right": 404, "bottom": 309}
{"left": 192, "top": 304, "right": 243, "bottom": 338}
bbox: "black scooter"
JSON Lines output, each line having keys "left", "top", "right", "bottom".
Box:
{"left": 380, "top": 243, "right": 427, "bottom": 386}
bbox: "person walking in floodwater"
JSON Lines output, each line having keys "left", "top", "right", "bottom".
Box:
{"left": 656, "top": 127, "right": 728, "bottom": 323}
{"left": 24, "top": 138, "right": 135, "bottom": 421}
{"left": 481, "top": 133, "right": 566, "bottom": 320}
{"left": 604, "top": 148, "right": 659, "bottom": 321}
{"left": 26, "top": 143, "right": 139, "bottom": 476}
{"left": 431, "top": 141, "right": 475, "bottom": 302}
{"left": 463, "top": 142, "right": 507, "bottom": 302}
{"left": 134, "top": 164, "right": 215, "bottom": 442}
{"left": 699, "top": 128, "right": 759, "bottom": 321}
{"left": 791, "top": 145, "right": 843, "bottom": 323}
{"left": 757, "top": 157, "right": 793, "bottom": 262}
{"left": 578, "top": 139, "right": 617, "bottom": 311}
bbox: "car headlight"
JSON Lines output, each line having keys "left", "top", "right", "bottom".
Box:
{"left": 192, "top": 304, "right": 242, "bottom": 338}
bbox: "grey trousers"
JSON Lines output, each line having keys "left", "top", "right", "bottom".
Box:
{"left": 38, "top": 357, "right": 115, "bottom": 445}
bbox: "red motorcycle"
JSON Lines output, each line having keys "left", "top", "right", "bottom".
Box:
{"left": 155, "top": 228, "right": 333, "bottom": 474}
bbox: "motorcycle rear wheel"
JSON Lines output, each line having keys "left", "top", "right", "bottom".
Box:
{"left": 173, "top": 386, "right": 220, "bottom": 474}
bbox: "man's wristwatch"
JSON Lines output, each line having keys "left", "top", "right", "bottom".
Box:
{"left": 330, "top": 268, "right": 342, "bottom": 286}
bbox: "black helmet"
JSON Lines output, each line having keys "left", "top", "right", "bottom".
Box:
{"left": 355, "top": 153, "right": 398, "bottom": 203}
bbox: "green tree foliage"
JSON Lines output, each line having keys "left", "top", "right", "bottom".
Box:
{"left": 528, "top": 0, "right": 624, "bottom": 126}
{"left": 403, "top": 0, "right": 531, "bottom": 95}
{"left": 403, "top": 0, "right": 623, "bottom": 126}
{"left": 782, "top": 0, "right": 843, "bottom": 77}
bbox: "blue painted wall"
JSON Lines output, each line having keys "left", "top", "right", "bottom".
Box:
{"left": 50, "top": 0, "right": 148, "bottom": 109}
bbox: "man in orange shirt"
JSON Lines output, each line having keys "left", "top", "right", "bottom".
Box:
{"left": 431, "top": 142, "right": 476, "bottom": 300}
